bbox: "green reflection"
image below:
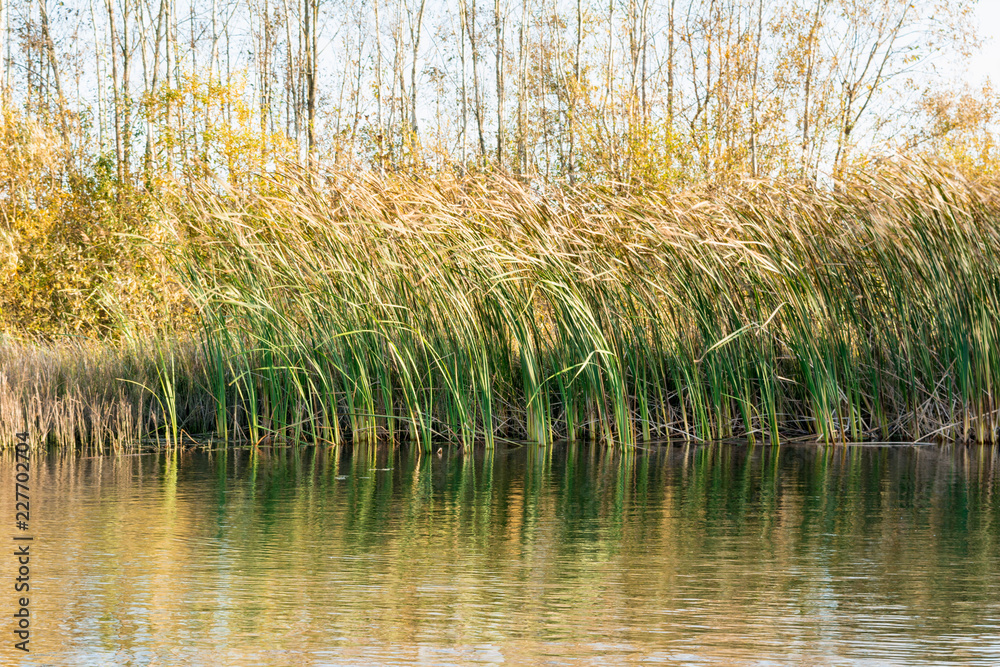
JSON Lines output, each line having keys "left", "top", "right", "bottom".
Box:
{"left": 10, "top": 443, "right": 1000, "bottom": 666}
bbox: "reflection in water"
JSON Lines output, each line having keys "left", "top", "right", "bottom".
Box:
{"left": 4, "top": 443, "right": 1000, "bottom": 665}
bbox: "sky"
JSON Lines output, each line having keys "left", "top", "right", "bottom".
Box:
{"left": 967, "top": 1, "right": 1000, "bottom": 86}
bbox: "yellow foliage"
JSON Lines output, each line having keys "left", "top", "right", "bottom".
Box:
{"left": 910, "top": 85, "right": 1000, "bottom": 182}
{"left": 0, "top": 105, "right": 180, "bottom": 336}
{"left": 141, "top": 71, "right": 297, "bottom": 189}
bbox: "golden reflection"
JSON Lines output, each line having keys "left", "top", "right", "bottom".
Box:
{"left": 1, "top": 444, "right": 999, "bottom": 665}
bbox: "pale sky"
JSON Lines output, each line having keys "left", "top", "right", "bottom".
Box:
{"left": 968, "top": 0, "right": 1000, "bottom": 86}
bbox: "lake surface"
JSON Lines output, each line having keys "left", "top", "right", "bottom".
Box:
{"left": 3, "top": 442, "right": 1000, "bottom": 665}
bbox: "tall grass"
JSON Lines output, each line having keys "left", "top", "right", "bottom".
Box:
{"left": 160, "top": 164, "right": 1000, "bottom": 449}
{"left": 0, "top": 336, "right": 214, "bottom": 449}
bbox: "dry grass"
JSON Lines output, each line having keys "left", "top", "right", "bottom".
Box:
{"left": 164, "top": 163, "right": 1000, "bottom": 448}
{"left": 5, "top": 162, "right": 1000, "bottom": 450}
{"left": 0, "top": 337, "right": 214, "bottom": 450}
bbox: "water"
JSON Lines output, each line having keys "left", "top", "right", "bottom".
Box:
{"left": 3, "top": 443, "right": 1000, "bottom": 665}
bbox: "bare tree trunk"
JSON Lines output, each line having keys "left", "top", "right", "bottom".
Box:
{"left": 122, "top": 0, "right": 132, "bottom": 178}
{"left": 640, "top": 0, "right": 648, "bottom": 128}
{"left": 2, "top": 1, "right": 11, "bottom": 101}
{"left": 281, "top": 0, "right": 296, "bottom": 140}
{"left": 151, "top": 0, "right": 166, "bottom": 127}
{"left": 189, "top": 1, "right": 199, "bottom": 159}
{"left": 392, "top": 0, "right": 405, "bottom": 167}
{"left": 211, "top": 0, "right": 220, "bottom": 80}
{"left": 297, "top": 0, "right": 305, "bottom": 157}
{"left": 304, "top": 0, "right": 311, "bottom": 158}
{"left": 171, "top": 0, "right": 185, "bottom": 171}
{"left": 0, "top": 0, "right": 5, "bottom": 102}
{"left": 143, "top": 0, "right": 166, "bottom": 179}
{"left": 458, "top": 0, "right": 468, "bottom": 166}
{"left": 408, "top": 0, "right": 427, "bottom": 163}
{"left": 256, "top": 0, "right": 271, "bottom": 149}
{"left": 703, "top": 0, "right": 715, "bottom": 174}
{"left": 374, "top": 0, "right": 384, "bottom": 171}
{"left": 568, "top": 0, "right": 580, "bottom": 183}
{"left": 164, "top": 0, "right": 176, "bottom": 170}
{"left": 89, "top": 0, "right": 106, "bottom": 148}
{"left": 189, "top": 2, "right": 196, "bottom": 73}
{"left": 605, "top": 0, "right": 614, "bottom": 175}
{"left": 494, "top": 0, "right": 505, "bottom": 169}
{"left": 667, "top": 0, "right": 674, "bottom": 129}
{"left": 539, "top": 8, "right": 547, "bottom": 178}
{"left": 38, "top": 0, "right": 70, "bottom": 142}
{"left": 750, "top": 0, "right": 762, "bottom": 177}
{"left": 516, "top": 0, "right": 527, "bottom": 175}
{"left": 105, "top": 0, "right": 124, "bottom": 182}
{"left": 333, "top": 32, "right": 346, "bottom": 162}
{"left": 801, "top": 0, "right": 823, "bottom": 179}
{"left": 627, "top": 0, "right": 637, "bottom": 129}
{"left": 350, "top": 20, "right": 365, "bottom": 163}
{"left": 224, "top": 5, "right": 233, "bottom": 126}
{"left": 466, "top": 0, "right": 485, "bottom": 158}
{"left": 306, "top": 0, "right": 318, "bottom": 162}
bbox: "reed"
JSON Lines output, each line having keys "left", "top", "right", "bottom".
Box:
{"left": 3, "top": 164, "right": 998, "bottom": 450}
{"left": 0, "top": 336, "right": 215, "bottom": 449}
{"left": 156, "top": 163, "right": 1000, "bottom": 449}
